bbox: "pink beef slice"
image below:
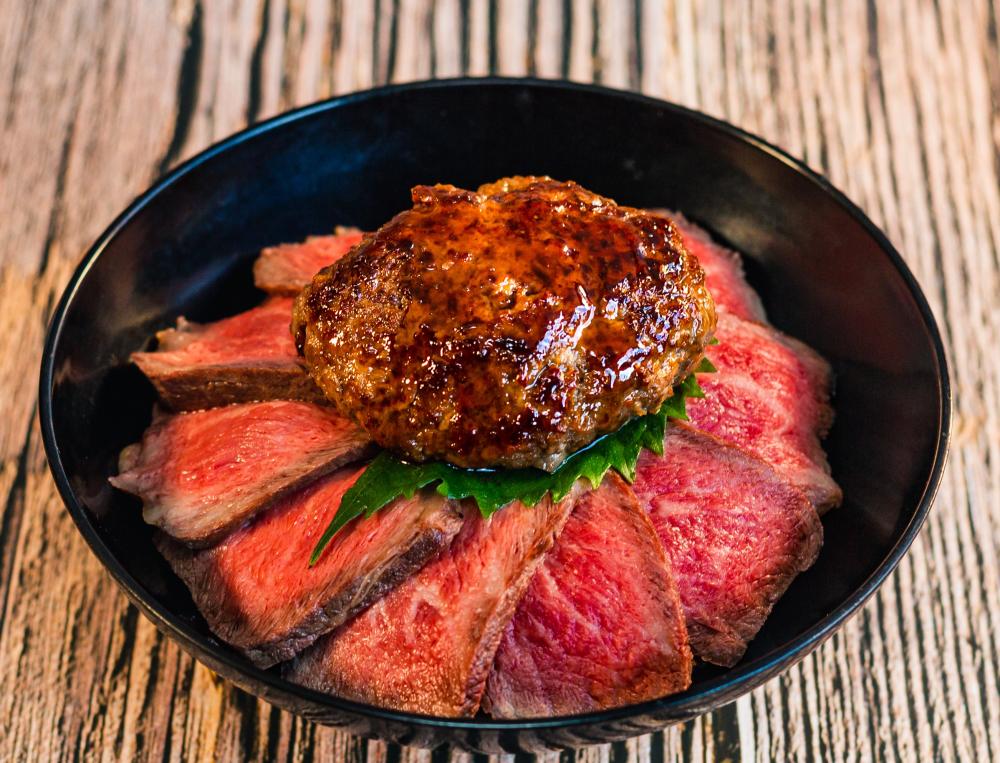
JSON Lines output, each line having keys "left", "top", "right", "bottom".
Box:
{"left": 689, "top": 311, "right": 842, "bottom": 513}
{"left": 110, "top": 401, "right": 370, "bottom": 546}
{"left": 482, "top": 474, "right": 692, "bottom": 718}
{"left": 253, "top": 228, "right": 365, "bottom": 295}
{"left": 285, "top": 491, "right": 579, "bottom": 717}
{"left": 156, "top": 466, "right": 464, "bottom": 667}
{"left": 131, "top": 296, "right": 326, "bottom": 410}
{"left": 648, "top": 210, "right": 766, "bottom": 322}
{"left": 632, "top": 424, "right": 823, "bottom": 667}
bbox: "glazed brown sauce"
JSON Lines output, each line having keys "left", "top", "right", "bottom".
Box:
{"left": 293, "top": 177, "right": 715, "bottom": 470}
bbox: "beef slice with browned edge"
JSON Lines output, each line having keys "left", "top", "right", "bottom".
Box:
{"left": 157, "top": 466, "right": 464, "bottom": 667}
{"left": 110, "top": 400, "right": 370, "bottom": 546}
{"left": 131, "top": 297, "right": 326, "bottom": 410}
{"left": 285, "top": 491, "right": 579, "bottom": 717}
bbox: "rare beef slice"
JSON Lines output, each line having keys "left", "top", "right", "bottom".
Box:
{"left": 253, "top": 229, "right": 364, "bottom": 295}
{"left": 110, "top": 401, "right": 370, "bottom": 546}
{"left": 632, "top": 424, "right": 823, "bottom": 667}
{"left": 483, "top": 474, "right": 692, "bottom": 717}
{"left": 157, "top": 467, "right": 463, "bottom": 667}
{"left": 285, "top": 491, "right": 579, "bottom": 717}
{"left": 132, "top": 297, "right": 325, "bottom": 410}
{"left": 687, "top": 311, "right": 841, "bottom": 512}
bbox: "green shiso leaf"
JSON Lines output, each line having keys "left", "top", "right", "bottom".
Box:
{"left": 309, "top": 361, "right": 715, "bottom": 565}
{"left": 695, "top": 356, "right": 717, "bottom": 373}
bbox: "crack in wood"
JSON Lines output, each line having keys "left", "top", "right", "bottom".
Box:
{"left": 246, "top": 0, "right": 272, "bottom": 124}
{"left": 35, "top": 94, "right": 82, "bottom": 280}
{"left": 0, "top": 425, "right": 33, "bottom": 635}
{"left": 157, "top": 0, "right": 204, "bottom": 176}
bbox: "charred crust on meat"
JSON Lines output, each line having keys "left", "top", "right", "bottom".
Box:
{"left": 292, "top": 176, "right": 717, "bottom": 470}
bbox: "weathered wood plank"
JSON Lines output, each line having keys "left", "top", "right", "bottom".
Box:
{"left": 0, "top": 0, "right": 997, "bottom": 760}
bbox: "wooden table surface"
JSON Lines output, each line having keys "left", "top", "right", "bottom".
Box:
{"left": 2, "top": 1, "right": 998, "bottom": 760}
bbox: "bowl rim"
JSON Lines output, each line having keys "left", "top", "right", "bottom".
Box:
{"left": 38, "top": 76, "right": 952, "bottom": 731}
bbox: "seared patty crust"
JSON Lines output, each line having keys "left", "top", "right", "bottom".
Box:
{"left": 292, "top": 177, "right": 716, "bottom": 470}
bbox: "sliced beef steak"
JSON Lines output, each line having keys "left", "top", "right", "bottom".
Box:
{"left": 483, "top": 475, "right": 692, "bottom": 717}
{"left": 286, "top": 491, "right": 578, "bottom": 717}
{"left": 632, "top": 424, "right": 823, "bottom": 666}
{"left": 253, "top": 228, "right": 364, "bottom": 295}
{"left": 157, "top": 467, "right": 463, "bottom": 667}
{"left": 132, "top": 297, "right": 325, "bottom": 410}
{"left": 689, "top": 311, "right": 841, "bottom": 512}
{"left": 110, "top": 401, "right": 370, "bottom": 546}
{"left": 649, "top": 210, "right": 766, "bottom": 322}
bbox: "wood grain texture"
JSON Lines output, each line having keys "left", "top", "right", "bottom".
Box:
{"left": 1, "top": 0, "right": 997, "bottom": 760}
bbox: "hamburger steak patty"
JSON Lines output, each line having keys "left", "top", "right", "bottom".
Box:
{"left": 292, "top": 177, "right": 716, "bottom": 470}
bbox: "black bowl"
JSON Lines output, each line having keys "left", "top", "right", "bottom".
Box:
{"left": 39, "top": 79, "right": 949, "bottom": 753}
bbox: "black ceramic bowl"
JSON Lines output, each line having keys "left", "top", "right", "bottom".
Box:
{"left": 39, "top": 79, "right": 949, "bottom": 753}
